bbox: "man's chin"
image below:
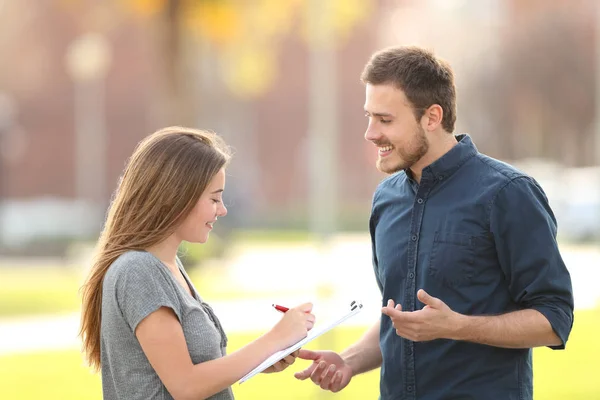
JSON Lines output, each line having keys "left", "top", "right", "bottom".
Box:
{"left": 376, "top": 158, "right": 405, "bottom": 175}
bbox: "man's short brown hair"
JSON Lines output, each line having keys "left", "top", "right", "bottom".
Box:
{"left": 361, "top": 46, "right": 457, "bottom": 133}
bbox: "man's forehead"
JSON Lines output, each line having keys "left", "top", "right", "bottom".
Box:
{"left": 365, "top": 84, "right": 411, "bottom": 111}
{"left": 366, "top": 83, "right": 406, "bottom": 98}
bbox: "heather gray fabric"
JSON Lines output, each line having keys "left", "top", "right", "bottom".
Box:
{"left": 100, "top": 250, "right": 233, "bottom": 400}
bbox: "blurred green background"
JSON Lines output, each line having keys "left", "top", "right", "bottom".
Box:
{"left": 0, "top": 248, "right": 599, "bottom": 399}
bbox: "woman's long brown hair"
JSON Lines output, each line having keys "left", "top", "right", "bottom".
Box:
{"left": 79, "top": 126, "right": 231, "bottom": 371}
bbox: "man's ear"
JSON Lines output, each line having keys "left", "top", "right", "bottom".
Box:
{"left": 423, "top": 104, "right": 443, "bottom": 131}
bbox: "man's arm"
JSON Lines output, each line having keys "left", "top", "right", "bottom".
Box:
{"left": 382, "top": 291, "right": 562, "bottom": 348}
{"left": 341, "top": 318, "right": 382, "bottom": 375}
{"left": 383, "top": 176, "right": 574, "bottom": 349}
{"left": 490, "top": 176, "right": 574, "bottom": 349}
{"left": 454, "top": 309, "right": 561, "bottom": 348}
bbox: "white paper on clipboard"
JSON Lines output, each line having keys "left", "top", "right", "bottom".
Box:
{"left": 239, "top": 301, "right": 363, "bottom": 384}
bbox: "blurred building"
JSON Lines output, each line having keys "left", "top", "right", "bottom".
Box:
{"left": 1, "top": 0, "right": 598, "bottom": 254}
{"left": 0, "top": 0, "right": 384, "bottom": 253}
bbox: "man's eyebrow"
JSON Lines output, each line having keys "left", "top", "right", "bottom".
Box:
{"left": 365, "top": 110, "right": 394, "bottom": 118}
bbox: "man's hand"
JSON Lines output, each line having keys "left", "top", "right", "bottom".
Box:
{"left": 262, "top": 350, "right": 300, "bottom": 374}
{"left": 381, "top": 289, "right": 462, "bottom": 342}
{"left": 294, "top": 349, "right": 353, "bottom": 392}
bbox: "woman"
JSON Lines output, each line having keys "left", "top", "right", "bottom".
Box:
{"left": 79, "top": 127, "right": 315, "bottom": 399}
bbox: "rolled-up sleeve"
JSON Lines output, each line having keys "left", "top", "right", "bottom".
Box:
{"left": 370, "top": 189, "right": 384, "bottom": 294}
{"left": 490, "top": 176, "right": 574, "bottom": 349}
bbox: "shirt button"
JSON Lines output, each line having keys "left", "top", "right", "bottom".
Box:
{"left": 438, "top": 175, "right": 444, "bottom": 181}
{"left": 411, "top": 235, "right": 417, "bottom": 241}
{"left": 407, "top": 385, "right": 413, "bottom": 392}
{"left": 408, "top": 272, "right": 414, "bottom": 279}
{"left": 417, "top": 198, "right": 424, "bottom": 204}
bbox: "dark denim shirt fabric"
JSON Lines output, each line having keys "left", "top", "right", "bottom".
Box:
{"left": 370, "top": 134, "right": 574, "bottom": 400}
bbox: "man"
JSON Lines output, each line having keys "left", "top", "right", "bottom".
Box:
{"left": 294, "top": 46, "right": 574, "bottom": 400}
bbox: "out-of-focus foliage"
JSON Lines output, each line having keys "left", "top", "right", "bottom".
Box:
{"left": 59, "top": 0, "right": 373, "bottom": 99}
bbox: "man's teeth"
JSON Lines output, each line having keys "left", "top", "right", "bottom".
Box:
{"left": 379, "top": 145, "right": 393, "bottom": 152}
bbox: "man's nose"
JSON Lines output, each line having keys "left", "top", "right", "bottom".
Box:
{"left": 364, "top": 123, "right": 380, "bottom": 142}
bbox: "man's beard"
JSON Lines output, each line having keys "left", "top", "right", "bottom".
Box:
{"left": 377, "top": 126, "right": 429, "bottom": 174}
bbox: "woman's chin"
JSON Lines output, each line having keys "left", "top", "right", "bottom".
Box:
{"left": 197, "top": 234, "right": 209, "bottom": 244}
{"left": 187, "top": 233, "right": 210, "bottom": 244}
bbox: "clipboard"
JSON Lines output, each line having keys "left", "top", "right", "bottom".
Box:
{"left": 239, "top": 300, "right": 363, "bottom": 384}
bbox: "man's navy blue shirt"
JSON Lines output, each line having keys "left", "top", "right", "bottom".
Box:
{"left": 370, "top": 134, "right": 574, "bottom": 400}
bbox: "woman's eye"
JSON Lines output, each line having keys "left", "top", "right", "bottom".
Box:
{"left": 212, "top": 199, "right": 221, "bottom": 204}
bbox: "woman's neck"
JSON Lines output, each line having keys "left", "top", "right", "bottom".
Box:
{"left": 146, "top": 234, "right": 181, "bottom": 271}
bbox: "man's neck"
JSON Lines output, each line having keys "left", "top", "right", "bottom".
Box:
{"left": 410, "top": 133, "right": 458, "bottom": 183}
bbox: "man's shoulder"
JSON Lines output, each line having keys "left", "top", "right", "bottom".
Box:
{"left": 472, "top": 153, "right": 531, "bottom": 183}
{"left": 372, "top": 170, "right": 407, "bottom": 201}
{"left": 469, "top": 154, "right": 553, "bottom": 205}
{"left": 377, "top": 170, "right": 407, "bottom": 190}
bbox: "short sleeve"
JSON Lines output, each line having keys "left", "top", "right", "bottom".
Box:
{"left": 115, "top": 260, "right": 182, "bottom": 332}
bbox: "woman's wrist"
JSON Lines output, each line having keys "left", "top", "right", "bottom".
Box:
{"left": 260, "top": 330, "right": 285, "bottom": 353}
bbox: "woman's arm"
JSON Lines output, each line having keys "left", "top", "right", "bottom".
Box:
{"left": 136, "top": 305, "right": 313, "bottom": 400}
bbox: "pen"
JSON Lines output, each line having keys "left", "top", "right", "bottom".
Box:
{"left": 272, "top": 304, "right": 289, "bottom": 313}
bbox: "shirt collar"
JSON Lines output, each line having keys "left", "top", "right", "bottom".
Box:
{"left": 419, "top": 133, "right": 478, "bottom": 183}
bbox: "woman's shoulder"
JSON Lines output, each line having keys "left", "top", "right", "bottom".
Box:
{"left": 104, "top": 250, "right": 162, "bottom": 284}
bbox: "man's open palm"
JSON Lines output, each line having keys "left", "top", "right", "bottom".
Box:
{"left": 294, "top": 349, "right": 353, "bottom": 392}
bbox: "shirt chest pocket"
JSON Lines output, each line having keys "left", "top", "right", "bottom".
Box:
{"left": 428, "top": 231, "right": 477, "bottom": 288}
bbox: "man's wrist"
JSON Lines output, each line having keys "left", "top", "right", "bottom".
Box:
{"left": 449, "top": 312, "right": 471, "bottom": 342}
{"left": 340, "top": 353, "right": 353, "bottom": 374}
{"left": 340, "top": 351, "right": 358, "bottom": 376}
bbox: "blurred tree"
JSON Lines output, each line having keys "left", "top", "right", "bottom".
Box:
{"left": 464, "top": 3, "right": 594, "bottom": 166}
{"left": 124, "top": 0, "right": 373, "bottom": 103}
{"left": 56, "top": 0, "right": 374, "bottom": 242}
{"left": 59, "top": 0, "right": 373, "bottom": 123}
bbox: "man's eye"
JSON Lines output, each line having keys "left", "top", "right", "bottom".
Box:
{"left": 381, "top": 119, "right": 391, "bottom": 124}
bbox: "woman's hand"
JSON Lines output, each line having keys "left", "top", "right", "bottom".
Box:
{"left": 267, "top": 302, "right": 315, "bottom": 350}
{"left": 261, "top": 350, "right": 300, "bottom": 373}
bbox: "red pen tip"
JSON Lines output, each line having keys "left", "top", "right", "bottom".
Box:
{"left": 272, "top": 304, "right": 289, "bottom": 313}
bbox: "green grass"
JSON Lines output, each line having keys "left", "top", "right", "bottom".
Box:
{"left": 0, "top": 350, "right": 102, "bottom": 400}
{"left": 533, "top": 308, "right": 600, "bottom": 399}
{"left": 1, "top": 256, "right": 598, "bottom": 399}
{"left": 0, "top": 266, "right": 83, "bottom": 317}
{"left": 0, "top": 232, "right": 318, "bottom": 318}
{"left": 0, "top": 261, "right": 317, "bottom": 318}
{"left": 1, "top": 308, "right": 599, "bottom": 399}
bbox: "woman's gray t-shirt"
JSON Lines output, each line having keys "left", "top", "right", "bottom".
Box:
{"left": 100, "top": 250, "right": 233, "bottom": 400}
